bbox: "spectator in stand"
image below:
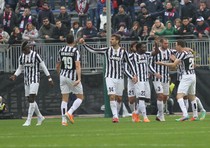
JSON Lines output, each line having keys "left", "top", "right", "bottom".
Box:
{"left": 99, "top": 6, "right": 107, "bottom": 31}
{"left": 81, "top": 19, "right": 98, "bottom": 39}
{"left": 122, "top": 0, "right": 135, "bottom": 22}
{"left": 174, "top": 18, "right": 182, "bottom": 33}
{"left": 145, "top": 1, "right": 179, "bottom": 25}
{"left": 35, "top": 0, "right": 45, "bottom": 13}
{"left": 56, "top": 6, "right": 71, "bottom": 30}
{"left": 97, "top": 23, "right": 114, "bottom": 38}
{"left": 181, "top": 0, "right": 197, "bottom": 24}
{"left": 37, "top": 2, "right": 55, "bottom": 29}
{"left": 52, "top": 20, "right": 68, "bottom": 42}
{"left": 69, "top": 21, "right": 83, "bottom": 41}
{"left": 113, "top": 5, "right": 132, "bottom": 31}
{"left": 5, "top": 0, "right": 18, "bottom": 12}
{"left": 194, "top": 16, "right": 210, "bottom": 39}
{"left": 22, "top": 23, "right": 39, "bottom": 44}
{"left": 112, "top": 0, "right": 119, "bottom": 16}
{"left": 140, "top": 25, "right": 150, "bottom": 40}
{"left": 150, "top": 19, "right": 165, "bottom": 37}
{"left": 115, "top": 22, "right": 130, "bottom": 38}
{"left": 136, "top": 3, "right": 154, "bottom": 29}
{"left": 164, "top": 0, "right": 180, "bottom": 15}
{"left": 0, "top": 25, "right": 10, "bottom": 44}
{"left": 0, "top": 4, "right": 17, "bottom": 35}
{"left": 129, "top": 21, "right": 142, "bottom": 39}
{"left": 75, "top": 0, "right": 89, "bottom": 27}
{"left": 17, "top": 7, "right": 37, "bottom": 33}
{"left": 178, "top": 17, "right": 195, "bottom": 36}
{"left": 38, "top": 17, "right": 55, "bottom": 41}
{"left": 88, "top": 0, "right": 98, "bottom": 27}
{"left": 196, "top": 0, "right": 210, "bottom": 25}
{"left": 8, "top": 27, "right": 22, "bottom": 44}
{"left": 15, "top": 0, "right": 32, "bottom": 16}
{"left": 155, "top": 21, "right": 178, "bottom": 40}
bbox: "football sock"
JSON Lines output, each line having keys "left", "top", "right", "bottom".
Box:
{"left": 61, "top": 101, "right": 68, "bottom": 121}
{"left": 128, "top": 102, "right": 135, "bottom": 112}
{"left": 34, "top": 101, "right": 42, "bottom": 118}
{"left": 184, "top": 99, "right": 189, "bottom": 111}
{"left": 68, "top": 98, "right": 82, "bottom": 115}
{"left": 116, "top": 102, "right": 122, "bottom": 114}
{"left": 191, "top": 99, "right": 198, "bottom": 118}
{"left": 122, "top": 103, "right": 129, "bottom": 115}
{"left": 110, "top": 101, "right": 118, "bottom": 118}
{"left": 157, "top": 100, "right": 164, "bottom": 117}
{"left": 139, "top": 100, "right": 147, "bottom": 118}
{"left": 27, "top": 102, "right": 36, "bottom": 121}
{"left": 195, "top": 97, "right": 206, "bottom": 112}
{"left": 178, "top": 98, "right": 188, "bottom": 117}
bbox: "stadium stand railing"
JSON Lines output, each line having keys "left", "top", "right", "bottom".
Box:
{"left": 0, "top": 36, "right": 210, "bottom": 73}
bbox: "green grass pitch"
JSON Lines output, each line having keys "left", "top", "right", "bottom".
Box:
{"left": 0, "top": 115, "right": 209, "bottom": 148}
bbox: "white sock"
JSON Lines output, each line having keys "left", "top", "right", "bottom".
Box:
{"left": 184, "top": 99, "right": 189, "bottom": 111}
{"left": 139, "top": 100, "right": 147, "bottom": 118}
{"left": 110, "top": 101, "right": 118, "bottom": 118}
{"left": 157, "top": 100, "right": 163, "bottom": 117}
{"left": 61, "top": 101, "right": 68, "bottom": 121}
{"left": 128, "top": 102, "right": 135, "bottom": 112}
{"left": 178, "top": 98, "right": 188, "bottom": 117}
{"left": 116, "top": 102, "right": 121, "bottom": 114}
{"left": 68, "top": 98, "right": 82, "bottom": 115}
{"left": 122, "top": 103, "right": 129, "bottom": 115}
{"left": 196, "top": 97, "right": 205, "bottom": 112}
{"left": 34, "top": 101, "right": 42, "bottom": 118}
{"left": 191, "top": 99, "right": 198, "bottom": 118}
{"left": 27, "top": 102, "right": 36, "bottom": 122}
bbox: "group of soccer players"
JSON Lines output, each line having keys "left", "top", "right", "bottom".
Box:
{"left": 10, "top": 33, "right": 206, "bottom": 126}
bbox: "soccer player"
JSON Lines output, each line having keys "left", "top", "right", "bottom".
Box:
{"left": 79, "top": 34, "right": 137, "bottom": 123}
{"left": 56, "top": 34, "right": 84, "bottom": 126}
{"left": 10, "top": 41, "right": 54, "bottom": 126}
{"left": 156, "top": 40, "right": 199, "bottom": 121}
{"left": 149, "top": 38, "right": 174, "bottom": 121}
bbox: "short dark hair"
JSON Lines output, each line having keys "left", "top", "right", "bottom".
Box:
{"left": 21, "top": 41, "right": 30, "bottom": 51}
{"left": 136, "top": 42, "right": 146, "bottom": 50}
{"left": 66, "top": 34, "right": 74, "bottom": 44}
{"left": 177, "top": 40, "right": 186, "bottom": 47}
{"left": 42, "top": 17, "right": 49, "bottom": 21}
{"left": 111, "top": 34, "right": 121, "bottom": 43}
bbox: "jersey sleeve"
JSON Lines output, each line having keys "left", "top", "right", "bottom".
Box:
{"left": 82, "top": 44, "right": 108, "bottom": 54}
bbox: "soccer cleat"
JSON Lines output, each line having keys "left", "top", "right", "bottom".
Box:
{"left": 143, "top": 118, "right": 150, "bottom": 123}
{"left": 36, "top": 116, "right": 45, "bottom": 126}
{"left": 22, "top": 120, "right": 31, "bottom": 126}
{"left": 132, "top": 112, "right": 140, "bottom": 122}
{"left": 62, "top": 122, "right": 68, "bottom": 126}
{"left": 199, "top": 111, "right": 206, "bottom": 120}
{"left": 156, "top": 116, "right": 165, "bottom": 122}
{"left": 190, "top": 117, "right": 200, "bottom": 121}
{"left": 112, "top": 118, "right": 119, "bottom": 123}
{"left": 175, "top": 116, "right": 189, "bottom": 122}
{"left": 65, "top": 112, "right": 74, "bottom": 124}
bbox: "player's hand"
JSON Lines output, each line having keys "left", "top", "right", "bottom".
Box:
{"left": 79, "top": 38, "right": 85, "bottom": 44}
{"left": 9, "top": 75, "right": 16, "bottom": 81}
{"left": 154, "top": 73, "right": 162, "bottom": 79}
{"left": 48, "top": 77, "right": 54, "bottom": 87}
{"left": 74, "top": 80, "right": 81, "bottom": 86}
{"left": 132, "top": 75, "right": 138, "bottom": 84}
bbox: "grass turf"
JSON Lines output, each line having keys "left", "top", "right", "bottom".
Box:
{"left": 0, "top": 115, "right": 209, "bottom": 148}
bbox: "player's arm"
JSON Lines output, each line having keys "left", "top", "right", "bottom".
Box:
{"left": 10, "top": 57, "right": 23, "bottom": 81}
{"left": 56, "top": 62, "right": 61, "bottom": 75}
{"left": 74, "top": 61, "right": 81, "bottom": 86}
{"left": 156, "top": 59, "right": 181, "bottom": 68}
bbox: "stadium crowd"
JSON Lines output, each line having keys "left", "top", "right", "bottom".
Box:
{"left": 0, "top": 0, "right": 210, "bottom": 45}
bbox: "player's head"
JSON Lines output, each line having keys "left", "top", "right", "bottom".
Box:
{"left": 110, "top": 34, "right": 121, "bottom": 46}
{"left": 136, "top": 42, "right": 147, "bottom": 54}
{"left": 66, "top": 34, "right": 74, "bottom": 44}
{"left": 130, "top": 41, "right": 138, "bottom": 53}
{"left": 21, "top": 40, "right": 31, "bottom": 54}
{"left": 159, "top": 37, "right": 169, "bottom": 50}
{"left": 176, "top": 40, "right": 186, "bottom": 51}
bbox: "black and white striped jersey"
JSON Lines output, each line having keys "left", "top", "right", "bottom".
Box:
{"left": 57, "top": 46, "right": 80, "bottom": 81}
{"left": 124, "top": 52, "right": 136, "bottom": 79}
{"left": 176, "top": 51, "right": 195, "bottom": 75}
{"left": 149, "top": 48, "right": 174, "bottom": 83}
{"left": 83, "top": 44, "right": 136, "bottom": 79}
{"left": 18, "top": 50, "right": 43, "bottom": 85}
{"left": 133, "top": 52, "right": 151, "bottom": 82}
{"left": 175, "top": 52, "right": 184, "bottom": 81}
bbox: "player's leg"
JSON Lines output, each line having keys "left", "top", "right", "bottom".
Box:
{"left": 127, "top": 78, "right": 136, "bottom": 112}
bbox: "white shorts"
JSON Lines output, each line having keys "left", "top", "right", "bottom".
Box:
{"left": 25, "top": 83, "right": 39, "bottom": 97}
{"left": 127, "top": 78, "right": 135, "bottom": 97}
{"left": 135, "top": 81, "right": 151, "bottom": 98}
{"left": 60, "top": 76, "right": 83, "bottom": 94}
{"left": 153, "top": 81, "right": 169, "bottom": 95}
{"left": 106, "top": 78, "right": 124, "bottom": 96}
{"left": 177, "top": 74, "right": 196, "bottom": 95}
